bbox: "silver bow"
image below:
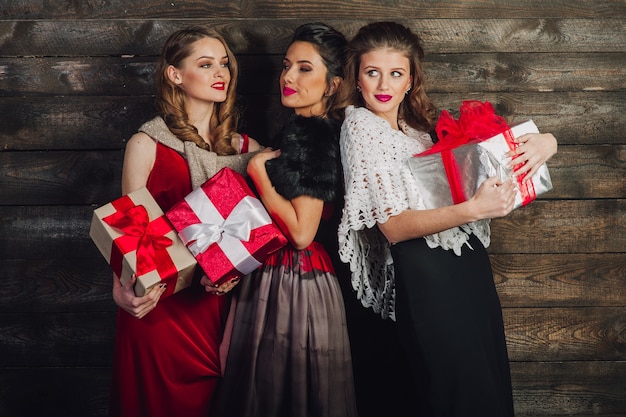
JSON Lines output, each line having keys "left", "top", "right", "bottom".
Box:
{"left": 178, "top": 195, "right": 271, "bottom": 257}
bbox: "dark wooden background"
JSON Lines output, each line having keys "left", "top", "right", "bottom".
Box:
{"left": 1, "top": 1, "right": 625, "bottom": 416}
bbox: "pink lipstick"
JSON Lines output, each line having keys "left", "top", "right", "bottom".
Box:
{"left": 283, "top": 86, "right": 297, "bottom": 96}
{"left": 375, "top": 94, "right": 392, "bottom": 102}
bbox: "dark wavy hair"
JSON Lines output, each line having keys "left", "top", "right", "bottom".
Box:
{"left": 289, "top": 23, "right": 348, "bottom": 121}
{"left": 336, "top": 21, "right": 437, "bottom": 132}
{"left": 155, "top": 26, "right": 240, "bottom": 155}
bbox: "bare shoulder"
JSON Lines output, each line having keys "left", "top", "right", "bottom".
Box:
{"left": 122, "top": 132, "right": 157, "bottom": 194}
{"left": 126, "top": 131, "right": 157, "bottom": 153}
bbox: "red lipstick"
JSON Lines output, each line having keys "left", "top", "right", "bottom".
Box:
{"left": 212, "top": 82, "right": 225, "bottom": 90}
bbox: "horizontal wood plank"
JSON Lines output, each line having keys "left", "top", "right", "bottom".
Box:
{"left": 0, "top": 362, "right": 623, "bottom": 417}
{"left": 0, "top": 19, "right": 624, "bottom": 56}
{"left": 491, "top": 253, "right": 626, "bottom": 307}
{"left": 0, "top": 206, "right": 98, "bottom": 259}
{"left": 2, "top": 145, "right": 623, "bottom": 204}
{"left": 1, "top": 0, "right": 624, "bottom": 19}
{"left": 0, "top": 201, "right": 624, "bottom": 259}
{"left": 511, "top": 361, "right": 626, "bottom": 416}
{"left": 489, "top": 200, "right": 626, "bottom": 254}
{"left": 244, "top": 0, "right": 626, "bottom": 20}
{"left": 503, "top": 307, "right": 626, "bottom": 361}
{"left": 0, "top": 97, "right": 156, "bottom": 151}
{"left": 0, "top": 368, "right": 111, "bottom": 417}
{"left": 1, "top": 253, "right": 623, "bottom": 314}
{"left": 2, "top": 91, "right": 623, "bottom": 150}
{"left": 1, "top": 53, "right": 623, "bottom": 97}
{"left": 0, "top": 307, "right": 623, "bottom": 364}
{"left": 0, "top": 151, "right": 123, "bottom": 205}
{"left": 0, "top": 258, "right": 115, "bottom": 313}
{"left": 0, "top": 312, "right": 116, "bottom": 367}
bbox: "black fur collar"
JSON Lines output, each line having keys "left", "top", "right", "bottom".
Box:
{"left": 265, "top": 115, "right": 341, "bottom": 202}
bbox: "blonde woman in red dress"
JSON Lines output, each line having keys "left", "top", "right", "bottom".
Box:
{"left": 108, "top": 26, "right": 260, "bottom": 417}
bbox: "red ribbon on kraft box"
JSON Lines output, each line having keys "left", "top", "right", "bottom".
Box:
{"left": 90, "top": 188, "right": 197, "bottom": 298}
{"left": 103, "top": 196, "right": 177, "bottom": 282}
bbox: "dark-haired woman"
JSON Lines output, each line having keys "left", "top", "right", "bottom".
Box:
{"left": 217, "top": 23, "right": 358, "bottom": 417}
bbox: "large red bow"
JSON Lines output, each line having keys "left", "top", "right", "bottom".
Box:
{"left": 103, "top": 195, "right": 176, "bottom": 279}
{"left": 417, "top": 100, "right": 532, "bottom": 205}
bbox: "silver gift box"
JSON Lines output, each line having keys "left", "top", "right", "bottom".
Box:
{"left": 408, "top": 120, "right": 553, "bottom": 210}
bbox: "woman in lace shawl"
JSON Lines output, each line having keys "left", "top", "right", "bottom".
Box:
{"left": 217, "top": 23, "right": 357, "bottom": 417}
{"left": 336, "top": 22, "right": 557, "bottom": 417}
{"left": 109, "top": 26, "right": 261, "bottom": 417}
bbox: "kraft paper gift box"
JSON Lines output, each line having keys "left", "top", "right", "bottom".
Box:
{"left": 89, "top": 187, "right": 197, "bottom": 298}
{"left": 165, "top": 167, "right": 288, "bottom": 285}
{"left": 408, "top": 101, "right": 553, "bottom": 210}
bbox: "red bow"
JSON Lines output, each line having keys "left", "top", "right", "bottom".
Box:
{"left": 103, "top": 195, "right": 176, "bottom": 279}
{"left": 417, "top": 100, "right": 533, "bottom": 205}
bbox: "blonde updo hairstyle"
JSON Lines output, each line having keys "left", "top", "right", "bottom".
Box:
{"left": 156, "top": 26, "right": 240, "bottom": 155}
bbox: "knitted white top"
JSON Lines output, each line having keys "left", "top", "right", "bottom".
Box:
{"left": 338, "top": 106, "right": 491, "bottom": 320}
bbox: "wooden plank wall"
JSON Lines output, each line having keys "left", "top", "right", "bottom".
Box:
{"left": 1, "top": 1, "right": 624, "bottom": 416}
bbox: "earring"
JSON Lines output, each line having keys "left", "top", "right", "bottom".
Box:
{"left": 405, "top": 89, "right": 410, "bottom": 95}
{"left": 356, "top": 85, "right": 362, "bottom": 92}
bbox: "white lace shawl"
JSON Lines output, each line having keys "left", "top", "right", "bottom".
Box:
{"left": 337, "top": 106, "right": 491, "bottom": 320}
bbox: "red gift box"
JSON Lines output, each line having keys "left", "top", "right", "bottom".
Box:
{"left": 409, "top": 100, "right": 552, "bottom": 209}
{"left": 89, "top": 187, "right": 197, "bottom": 298}
{"left": 166, "top": 167, "right": 288, "bottom": 285}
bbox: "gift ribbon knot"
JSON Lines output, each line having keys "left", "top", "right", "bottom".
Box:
{"left": 103, "top": 196, "right": 176, "bottom": 278}
{"left": 417, "top": 100, "right": 535, "bottom": 205}
{"left": 179, "top": 195, "right": 272, "bottom": 257}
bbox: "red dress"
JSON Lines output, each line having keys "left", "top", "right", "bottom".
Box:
{"left": 108, "top": 142, "right": 230, "bottom": 417}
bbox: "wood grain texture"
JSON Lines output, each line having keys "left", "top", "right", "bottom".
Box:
{"left": 0, "top": 258, "right": 115, "bottom": 313}
{"left": 2, "top": 253, "right": 622, "bottom": 313}
{"left": 1, "top": 19, "right": 624, "bottom": 56}
{"left": 0, "top": 363, "right": 623, "bottom": 417}
{"left": 1, "top": 53, "right": 624, "bottom": 97}
{"left": 0, "top": 368, "right": 112, "bottom": 417}
{"left": 511, "top": 361, "right": 626, "bottom": 416}
{"left": 2, "top": 146, "right": 624, "bottom": 204}
{"left": 0, "top": 151, "right": 122, "bottom": 205}
{"left": 492, "top": 253, "right": 626, "bottom": 307}
{"left": 0, "top": 307, "right": 622, "bottom": 364}
{"left": 5, "top": 0, "right": 624, "bottom": 19}
{"left": 0, "top": 96, "right": 157, "bottom": 151}
{"left": 0, "top": 1, "right": 624, "bottom": 415}
{"left": 2, "top": 91, "right": 623, "bottom": 151}
{"left": 503, "top": 307, "right": 626, "bottom": 361}
{"left": 489, "top": 200, "right": 626, "bottom": 254}
{"left": 0, "top": 312, "right": 115, "bottom": 367}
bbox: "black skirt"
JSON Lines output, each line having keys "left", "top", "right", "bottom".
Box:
{"left": 390, "top": 234, "right": 515, "bottom": 417}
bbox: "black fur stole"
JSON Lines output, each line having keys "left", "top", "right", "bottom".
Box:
{"left": 265, "top": 115, "right": 341, "bottom": 202}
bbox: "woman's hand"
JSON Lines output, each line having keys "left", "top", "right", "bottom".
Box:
{"left": 506, "top": 132, "right": 557, "bottom": 182}
{"left": 200, "top": 275, "right": 241, "bottom": 295}
{"left": 469, "top": 176, "right": 517, "bottom": 220}
{"left": 112, "top": 274, "right": 167, "bottom": 319}
{"left": 247, "top": 147, "right": 280, "bottom": 180}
